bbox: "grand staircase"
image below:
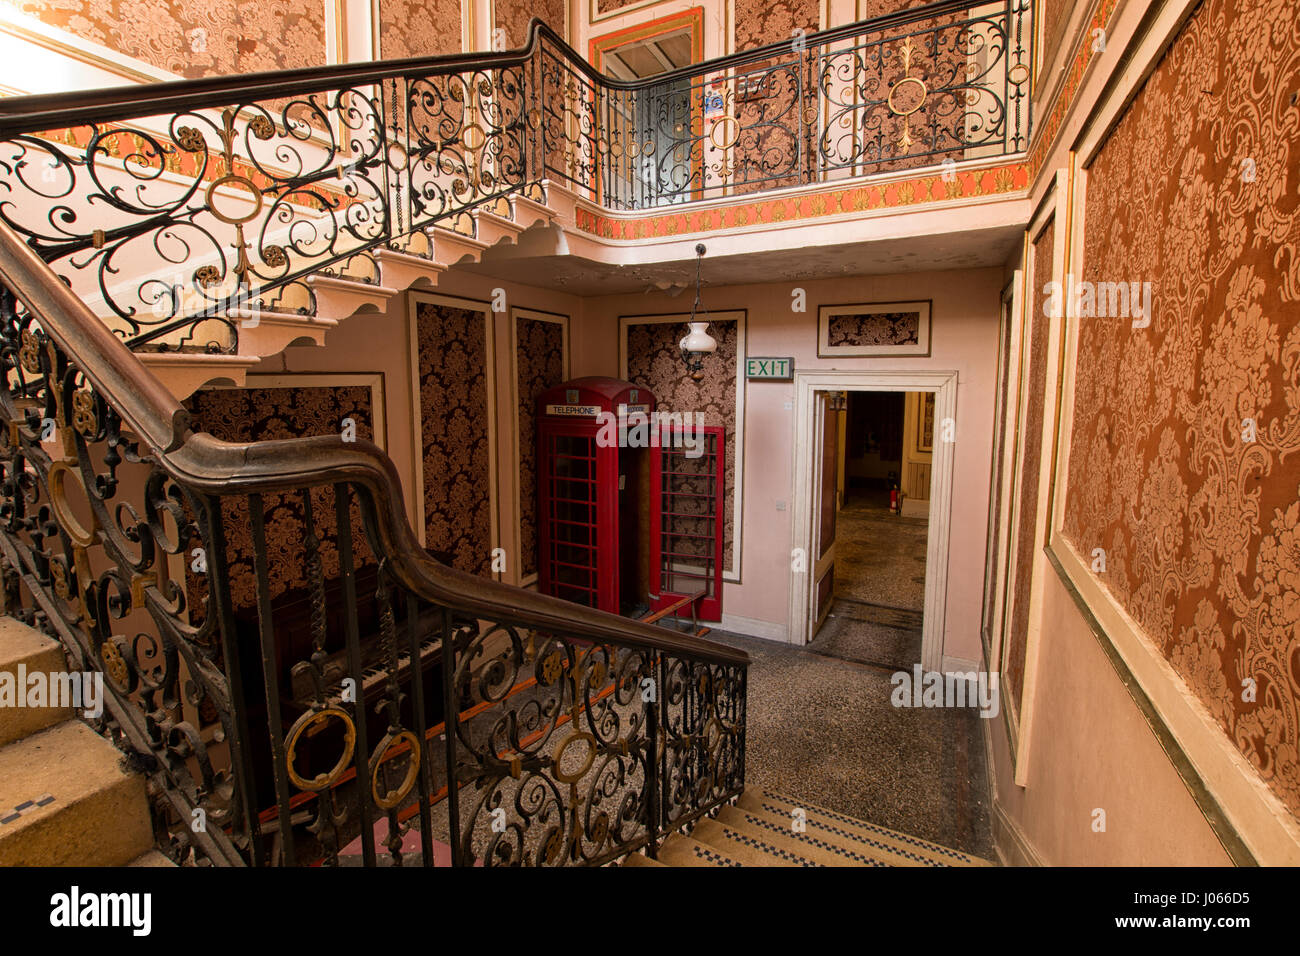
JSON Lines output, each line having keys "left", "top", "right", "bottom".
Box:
{"left": 624, "top": 789, "right": 992, "bottom": 867}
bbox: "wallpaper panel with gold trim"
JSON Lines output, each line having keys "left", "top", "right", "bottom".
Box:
{"left": 1004, "top": 217, "right": 1053, "bottom": 719}
{"left": 515, "top": 313, "right": 567, "bottom": 579}
{"left": 1063, "top": 0, "right": 1300, "bottom": 818}
{"left": 2, "top": 0, "right": 327, "bottom": 78}
{"left": 1036, "top": 0, "right": 1075, "bottom": 79}
{"left": 624, "top": 316, "right": 739, "bottom": 575}
{"left": 734, "top": 0, "right": 818, "bottom": 51}
{"left": 416, "top": 300, "right": 494, "bottom": 576}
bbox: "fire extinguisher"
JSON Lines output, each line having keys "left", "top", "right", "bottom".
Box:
{"left": 889, "top": 473, "right": 899, "bottom": 513}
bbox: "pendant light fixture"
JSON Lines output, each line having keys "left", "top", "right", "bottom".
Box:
{"left": 679, "top": 243, "right": 717, "bottom": 381}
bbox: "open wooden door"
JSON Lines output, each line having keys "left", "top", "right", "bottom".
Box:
{"left": 808, "top": 391, "right": 839, "bottom": 640}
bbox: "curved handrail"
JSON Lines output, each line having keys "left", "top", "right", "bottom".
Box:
{"left": 0, "top": 0, "right": 980, "bottom": 136}
{"left": 0, "top": 219, "right": 747, "bottom": 667}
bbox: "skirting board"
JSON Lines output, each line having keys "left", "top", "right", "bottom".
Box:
{"left": 720, "top": 613, "right": 788, "bottom": 644}
{"left": 993, "top": 802, "right": 1045, "bottom": 867}
{"left": 980, "top": 693, "right": 1045, "bottom": 867}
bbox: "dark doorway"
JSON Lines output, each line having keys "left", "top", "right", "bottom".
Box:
{"left": 809, "top": 390, "right": 929, "bottom": 671}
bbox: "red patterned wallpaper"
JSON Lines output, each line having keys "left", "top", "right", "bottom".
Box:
{"left": 495, "top": 0, "right": 563, "bottom": 49}
{"left": 3, "top": 0, "right": 326, "bottom": 78}
{"left": 1063, "top": 0, "right": 1300, "bottom": 817}
{"left": 378, "top": 0, "right": 462, "bottom": 58}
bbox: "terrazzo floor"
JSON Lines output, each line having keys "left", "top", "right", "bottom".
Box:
{"left": 833, "top": 496, "right": 929, "bottom": 611}
{"left": 708, "top": 627, "right": 995, "bottom": 860}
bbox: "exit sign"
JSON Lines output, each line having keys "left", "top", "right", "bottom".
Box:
{"left": 746, "top": 357, "right": 794, "bottom": 380}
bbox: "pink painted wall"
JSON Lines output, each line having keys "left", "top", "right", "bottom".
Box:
{"left": 991, "top": 571, "right": 1231, "bottom": 865}
{"left": 577, "top": 266, "right": 1004, "bottom": 662}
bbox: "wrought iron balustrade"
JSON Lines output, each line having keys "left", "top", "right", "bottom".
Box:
{"left": 0, "top": 0, "right": 1029, "bottom": 356}
{"left": 552, "top": 0, "right": 1031, "bottom": 209}
{"left": 0, "top": 221, "right": 747, "bottom": 866}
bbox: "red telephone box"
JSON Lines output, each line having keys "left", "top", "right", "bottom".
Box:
{"left": 536, "top": 377, "right": 656, "bottom": 614}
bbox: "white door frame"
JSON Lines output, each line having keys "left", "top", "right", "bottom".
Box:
{"left": 790, "top": 369, "right": 959, "bottom": 672}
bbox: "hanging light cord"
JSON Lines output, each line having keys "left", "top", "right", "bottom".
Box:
{"left": 689, "top": 242, "right": 707, "bottom": 323}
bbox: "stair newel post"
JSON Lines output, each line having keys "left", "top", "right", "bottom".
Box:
{"left": 438, "top": 605, "right": 465, "bottom": 866}
{"left": 202, "top": 494, "right": 268, "bottom": 866}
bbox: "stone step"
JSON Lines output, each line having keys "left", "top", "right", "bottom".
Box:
{"left": 691, "top": 816, "right": 821, "bottom": 867}
{"left": 713, "top": 804, "right": 886, "bottom": 867}
{"left": 0, "top": 618, "right": 74, "bottom": 747}
{"left": 619, "top": 850, "right": 666, "bottom": 867}
{"left": 737, "top": 788, "right": 993, "bottom": 867}
{"left": 0, "top": 719, "right": 154, "bottom": 866}
{"left": 645, "top": 789, "right": 994, "bottom": 867}
{"left": 655, "top": 832, "right": 745, "bottom": 867}
{"left": 128, "top": 849, "right": 177, "bottom": 867}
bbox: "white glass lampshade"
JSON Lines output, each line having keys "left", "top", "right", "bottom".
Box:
{"left": 679, "top": 322, "right": 718, "bottom": 354}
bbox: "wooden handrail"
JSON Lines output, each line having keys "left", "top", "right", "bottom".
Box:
{"left": 0, "top": 0, "right": 986, "bottom": 137}
{"left": 0, "top": 221, "right": 189, "bottom": 453}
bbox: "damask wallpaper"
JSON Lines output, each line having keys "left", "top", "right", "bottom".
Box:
{"left": 729, "top": 0, "right": 819, "bottom": 195}
{"left": 495, "top": 0, "right": 563, "bottom": 49}
{"left": 515, "top": 314, "right": 567, "bottom": 579}
{"left": 378, "top": 0, "right": 461, "bottom": 58}
{"left": 625, "top": 317, "right": 739, "bottom": 574}
{"left": 826, "top": 309, "right": 921, "bottom": 348}
{"left": 1003, "top": 218, "right": 1053, "bottom": 720}
{"left": 1063, "top": 0, "right": 1300, "bottom": 818}
{"left": 3, "top": 0, "right": 327, "bottom": 78}
{"left": 184, "top": 384, "right": 376, "bottom": 614}
{"left": 734, "top": 0, "right": 818, "bottom": 52}
{"left": 416, "top": 300, "right": 494, "bottom": 576}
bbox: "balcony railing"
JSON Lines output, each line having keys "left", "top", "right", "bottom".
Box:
{"left": 0, "top": 0, "right": 1029, "bottom": 355}
{"left": 0, "top": 221, "right": 748, "bottom": 866}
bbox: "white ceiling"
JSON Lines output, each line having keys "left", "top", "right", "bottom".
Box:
{"left": 451, "top": 224, "right": 1022, "bottom": 297}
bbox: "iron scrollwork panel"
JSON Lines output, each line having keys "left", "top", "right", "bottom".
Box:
{"left": 0, "top": 89, "right": 389, "bottom": 350}
{"left": 0, "top": 291, "right": 246, "bottom": 865}
{"left": 447, "top": 627, "right": 658, "bottom": 866}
